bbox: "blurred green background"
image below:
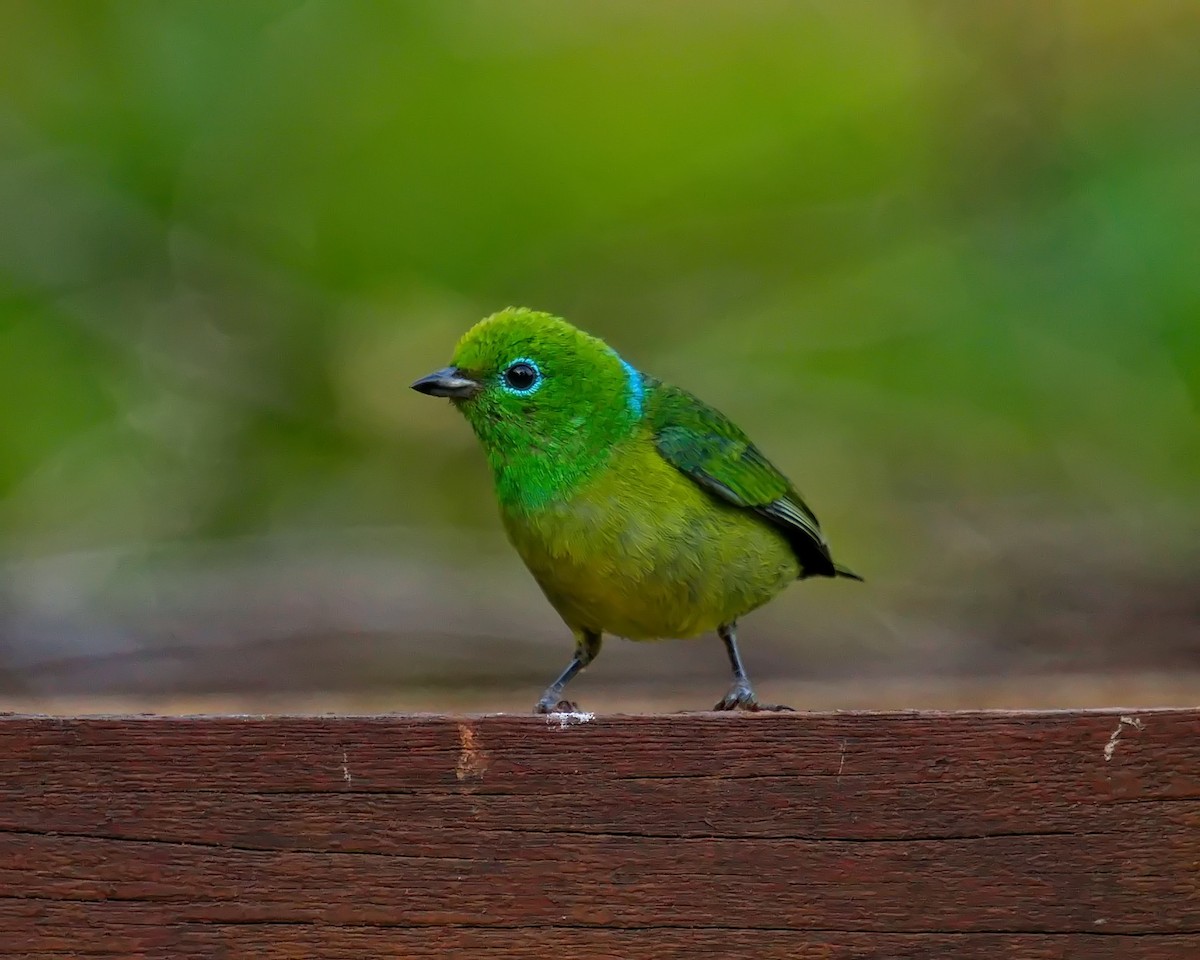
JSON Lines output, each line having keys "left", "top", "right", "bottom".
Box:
{"left": 1, "top": 1, "right": 1197, "bottom": 711}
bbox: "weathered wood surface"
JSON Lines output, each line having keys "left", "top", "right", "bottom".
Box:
{"left": 2, "top": 710, "right": 1198, "bottom": 959}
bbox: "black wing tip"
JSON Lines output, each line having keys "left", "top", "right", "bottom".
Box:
{"left": 797, "top": 560, "right": 864, "bottom": 582}
{"left": 834, "top": 563, "right": 864, "bottom": 582}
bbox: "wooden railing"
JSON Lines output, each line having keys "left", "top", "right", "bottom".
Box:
{"left": 3, "top": 710, "right": 1198, "bottom": 958}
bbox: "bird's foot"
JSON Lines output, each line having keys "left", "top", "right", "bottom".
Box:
{"left": 714, "top": 682, "right": 794, "bottom": 713}
{"left": 534, "top": 697, "right": 583, "bottom": 715}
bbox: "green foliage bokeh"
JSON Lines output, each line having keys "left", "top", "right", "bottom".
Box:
{"left": 1, "top": 1, "right": 1197, "bottom": 691}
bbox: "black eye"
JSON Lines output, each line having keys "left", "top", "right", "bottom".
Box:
{"left": 503, "top": 361, "right": 540, "bottom": 392}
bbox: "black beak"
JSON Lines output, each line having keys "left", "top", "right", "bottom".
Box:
{"left": 411, "top": 366, "right": 482, "bottom": 399}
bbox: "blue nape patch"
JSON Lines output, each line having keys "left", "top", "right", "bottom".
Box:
{"left": 619, "top": 357, "right": 645, "bottom": 418}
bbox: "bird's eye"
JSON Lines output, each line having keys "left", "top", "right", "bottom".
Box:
{"left": 502, "top": 359, "right": 541, "bottom": 393}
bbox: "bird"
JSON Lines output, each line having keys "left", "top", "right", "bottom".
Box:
{"left": 411, "top": 307, "right": 861, "bottom": 713}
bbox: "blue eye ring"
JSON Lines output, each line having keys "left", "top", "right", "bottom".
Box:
{"left": 501, "top": 357, "right": 542, "bottom": 395}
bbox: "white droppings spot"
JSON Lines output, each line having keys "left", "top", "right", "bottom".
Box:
{"left": 341, "top": 749, "right": 352, "bottom": 786}
{"left": 1103, "top": 715, "right": 1145, "bottom": 761}
{"left": 548, "top": 711, "right": 595, "bottom": 729}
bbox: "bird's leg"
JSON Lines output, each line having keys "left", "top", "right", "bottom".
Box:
{"left": 534, "top": 629, "right": 602, "bottom": 714}
{"left": 714, "top": 622, "right": 794, "bottom": 712}
{"left": 714, "top": 622, "right": 757, "bottom": 710}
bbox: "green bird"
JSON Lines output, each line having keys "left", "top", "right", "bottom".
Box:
{"left": 412, "top": 307, "right": 861, "bottom": 713}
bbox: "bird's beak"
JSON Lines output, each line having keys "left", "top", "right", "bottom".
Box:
{"left": 410, "top": 366, "right": 482, "bottom": 399}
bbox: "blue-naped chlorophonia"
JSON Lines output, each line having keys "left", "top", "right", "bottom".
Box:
{"left": 412, "top": 308, "right": 861, "bottom": 713}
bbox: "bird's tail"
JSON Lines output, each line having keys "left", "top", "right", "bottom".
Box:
{"left": 833, "top": 562, "right": 864, "bottom": 582}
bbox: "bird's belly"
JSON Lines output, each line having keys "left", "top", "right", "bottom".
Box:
{"left": 501, "top": 453, "right": 798, "bottom": 640}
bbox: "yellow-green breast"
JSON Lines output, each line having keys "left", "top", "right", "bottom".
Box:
{"left": 501, "top": 426, "right": 800, "bottom": 641}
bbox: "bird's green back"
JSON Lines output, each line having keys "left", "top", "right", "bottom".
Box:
{"left": 647, "top": 381, "right": 850, "bottom": 579}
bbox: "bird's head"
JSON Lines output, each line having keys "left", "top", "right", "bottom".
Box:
{"left": 412, "top": 308, "right": 645, "bottom": 500}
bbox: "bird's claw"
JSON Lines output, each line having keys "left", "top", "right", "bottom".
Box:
{"left": 714, "top": 684, "right": 794, "bottom": 712}
{"left": 534, "top": 698, "right": 582, "bottom": 715}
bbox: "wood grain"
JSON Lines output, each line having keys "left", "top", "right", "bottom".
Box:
{"left": 2, "top": 710, "right": 1198, "bottom": 958}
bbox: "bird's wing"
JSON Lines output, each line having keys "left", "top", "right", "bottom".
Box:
{"left": 647, "top": 381, "right": 849, "bottom": 580}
